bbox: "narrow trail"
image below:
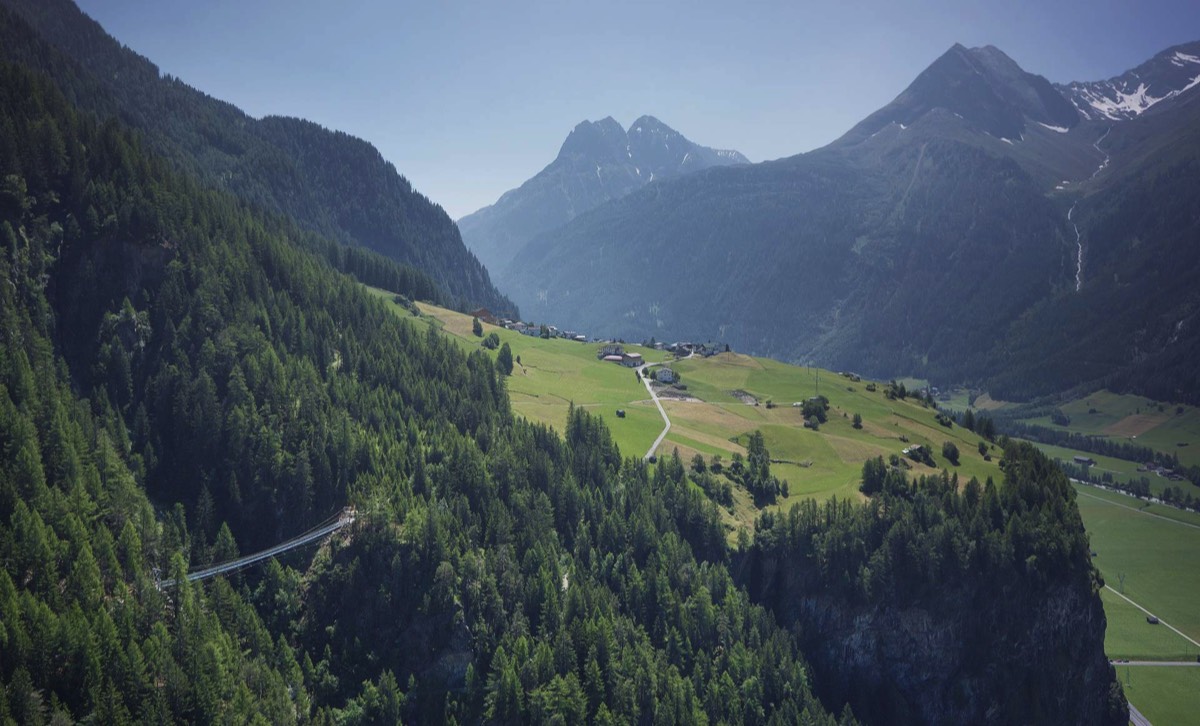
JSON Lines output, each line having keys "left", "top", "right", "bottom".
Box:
{"left": 1069, "top": 127, "right": 1112, "bottom": 292}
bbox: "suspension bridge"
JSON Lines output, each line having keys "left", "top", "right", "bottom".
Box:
{"left": 160, "top": 507, "right": 356, "bottom": 587}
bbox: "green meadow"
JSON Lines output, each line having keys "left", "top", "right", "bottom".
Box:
{"left": 1073, "top": 485, "right": 1200, "bottom": 647}
{"left": 1018, "top": 389, "right": 1200, "bottom": 467}
{"left": 1072, "top": 483, "right": 1200, "bottom": 722}
{"left": 371, "top": 293, "right": 1006, "bottom": 538}
{"left": 1118, "top": 667, "right": 1200, "bottom": 726}
{"left": 368, "top": 290, "right": 669, "bottom": 457}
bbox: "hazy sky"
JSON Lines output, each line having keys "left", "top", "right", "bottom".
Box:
{"left": 77, "top": 0, "right": 1200, "bottom": 219}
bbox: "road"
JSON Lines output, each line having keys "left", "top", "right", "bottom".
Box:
{"left": 1074, "top": 486, "right": 1200, "bottom": 532}
{"left": 1129, "top": 700, "right": 1152, "bottom": 726}
{"left": 1104, "top": 585, "right": 1200, "bottom": 650}
{"left": 1112, "top": 661, "right": 1199, "bottom": 667}
{"left": 638, "top": 362, "right": 671, "bottom": 460}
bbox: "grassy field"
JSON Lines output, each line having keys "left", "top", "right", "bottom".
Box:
{"left": 1118, "top": 667, "right": 1200, "bottom": 726}
{"left": 1017, "top": 390, "right": 1200, "bottom": 468}
{"left": 1101, "top": 588, "right": 1198, "bottom": 661}
{"left": 367, "top": 290, "right": 669, "bottom": 457}
{"left": 1072, "top": 484, "right": 1200, "bottom": 722}
{"left": 669, "top": 353, "right": 1002, "bottom": 494}
{"left": 371, "top": 292, "right": 1006, "bottom": 538}
{"left": 1073, "top": 484, "right": 1200, "bottom": 645}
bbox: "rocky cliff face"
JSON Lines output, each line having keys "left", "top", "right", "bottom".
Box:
{"left": 744, "top": 555, "right": 1123, "bottom": 725}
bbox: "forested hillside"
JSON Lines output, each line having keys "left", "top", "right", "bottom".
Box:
{"left": 0, "top": 58, "right": 830, "bottom": 724}
{"left": 0, "top": 0, "right": 512, "bottom": 313}
{"left": 0, "top": 41, "right": 1124, "bottom": 725}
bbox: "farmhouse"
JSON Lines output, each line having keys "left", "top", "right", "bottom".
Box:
{"left": 1073, "top": 455, "right": 1096, "bottom": 466}
{"left": 598, "top": 344, "right": 624, "bottom": 359}
{"left": 655, "top": 368, "right": 678, "bottom": 384}
{"left": 621, "top": 352, "right": 643, "bottom": 368}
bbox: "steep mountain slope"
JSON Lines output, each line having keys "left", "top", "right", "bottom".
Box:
{"left": 989, "top": 87, "right": 1200, "bottom": 402}
{"left": 457, "top": 115, "right": 747, "bottom": 275}
{"left": 0, "top": 56, "right": 833, "bottom": 724}
{"left": 1059, "top": 40, "right": 1200, "bottom": 121}
{"left": 0, "top": 31, "right": 1125, "bottom": 724}
{"left": 0, "top": 0, "right": 512, "bottom": 312}
{"left": 503, "top": 42, "right": 1200, "bottom": 402}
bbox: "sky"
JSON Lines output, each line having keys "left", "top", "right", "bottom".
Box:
{"left": 77, "top": 0, "right": 1200, "bottom": 219}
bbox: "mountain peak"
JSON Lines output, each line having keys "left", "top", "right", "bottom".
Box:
{"left": 629, "top": 115, "right": 669, "bottom": 132}
{"left": 840, "top": 42, "right": 1078, "bottom": 144}
{"left": 558, "top": 116, "right": 628, "bottom": 159}
{"left": 459, "top": 114, "right": 746, "bottom": 274}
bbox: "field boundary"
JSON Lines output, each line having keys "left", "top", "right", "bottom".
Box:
{"left": 1105, "top": 585, "right": 1200, "bottom": 650}
{"left": 1076, "top": 487, "right": 1200, "bottom": 531}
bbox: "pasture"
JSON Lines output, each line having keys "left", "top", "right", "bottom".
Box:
{"left": 1073, "top": 485, "right": 1200, "bottom": 646}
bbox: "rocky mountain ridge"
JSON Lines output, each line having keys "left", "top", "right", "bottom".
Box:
{"left": 457, "top": 114, "right": 746, "bottom": 276}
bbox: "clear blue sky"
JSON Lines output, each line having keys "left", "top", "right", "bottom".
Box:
{"left": 77, "top": 0, "right": 1200, "bottom": 219}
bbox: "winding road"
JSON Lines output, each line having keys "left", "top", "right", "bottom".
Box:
{"left": 638, "top": 362, "right": 672, "bottom": 460}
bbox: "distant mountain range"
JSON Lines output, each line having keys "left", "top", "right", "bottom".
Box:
{"left": 0, "top": 0, "right": 514, "bottom": 313}
{"left": 457, "top": 115, "right": 746, "bottom": 276}
{"left": 497, "top": 41, "right": 1200, "bottom": 403}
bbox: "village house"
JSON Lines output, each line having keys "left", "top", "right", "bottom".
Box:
{"left": 598, "top": 343, "right": 624, "bottom": 360}
{"left": 655, "top": 367, "right": 678, "bottom": 384}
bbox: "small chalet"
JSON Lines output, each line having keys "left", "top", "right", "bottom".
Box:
{"left": 621, "top": 352, "right": 643, "bottom": 367}
{"left": 1073, "top": 456, "right": 1096, "bottom": 466}
{"left": 655, "top": 368, "right": 678, "bottom": 384}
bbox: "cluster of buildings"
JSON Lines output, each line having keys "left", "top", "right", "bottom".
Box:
{"left": 471, "top": 308, "right": 590, "bottom": 343}
{"left": 1137, "top": 461, "right": 1186, "bottom": 481}
{"left": 597, "top": 344, "right": 643, "bottom": 368}
{"left": 469, "top": 308, "right": 730, "bottom": 373}
{"left": 661, "top": 341, "right": 727, "bottom": 358}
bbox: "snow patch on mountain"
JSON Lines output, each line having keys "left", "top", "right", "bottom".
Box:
{"left": 1062, "top": 44, "right": 1200, "bottom": 121}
